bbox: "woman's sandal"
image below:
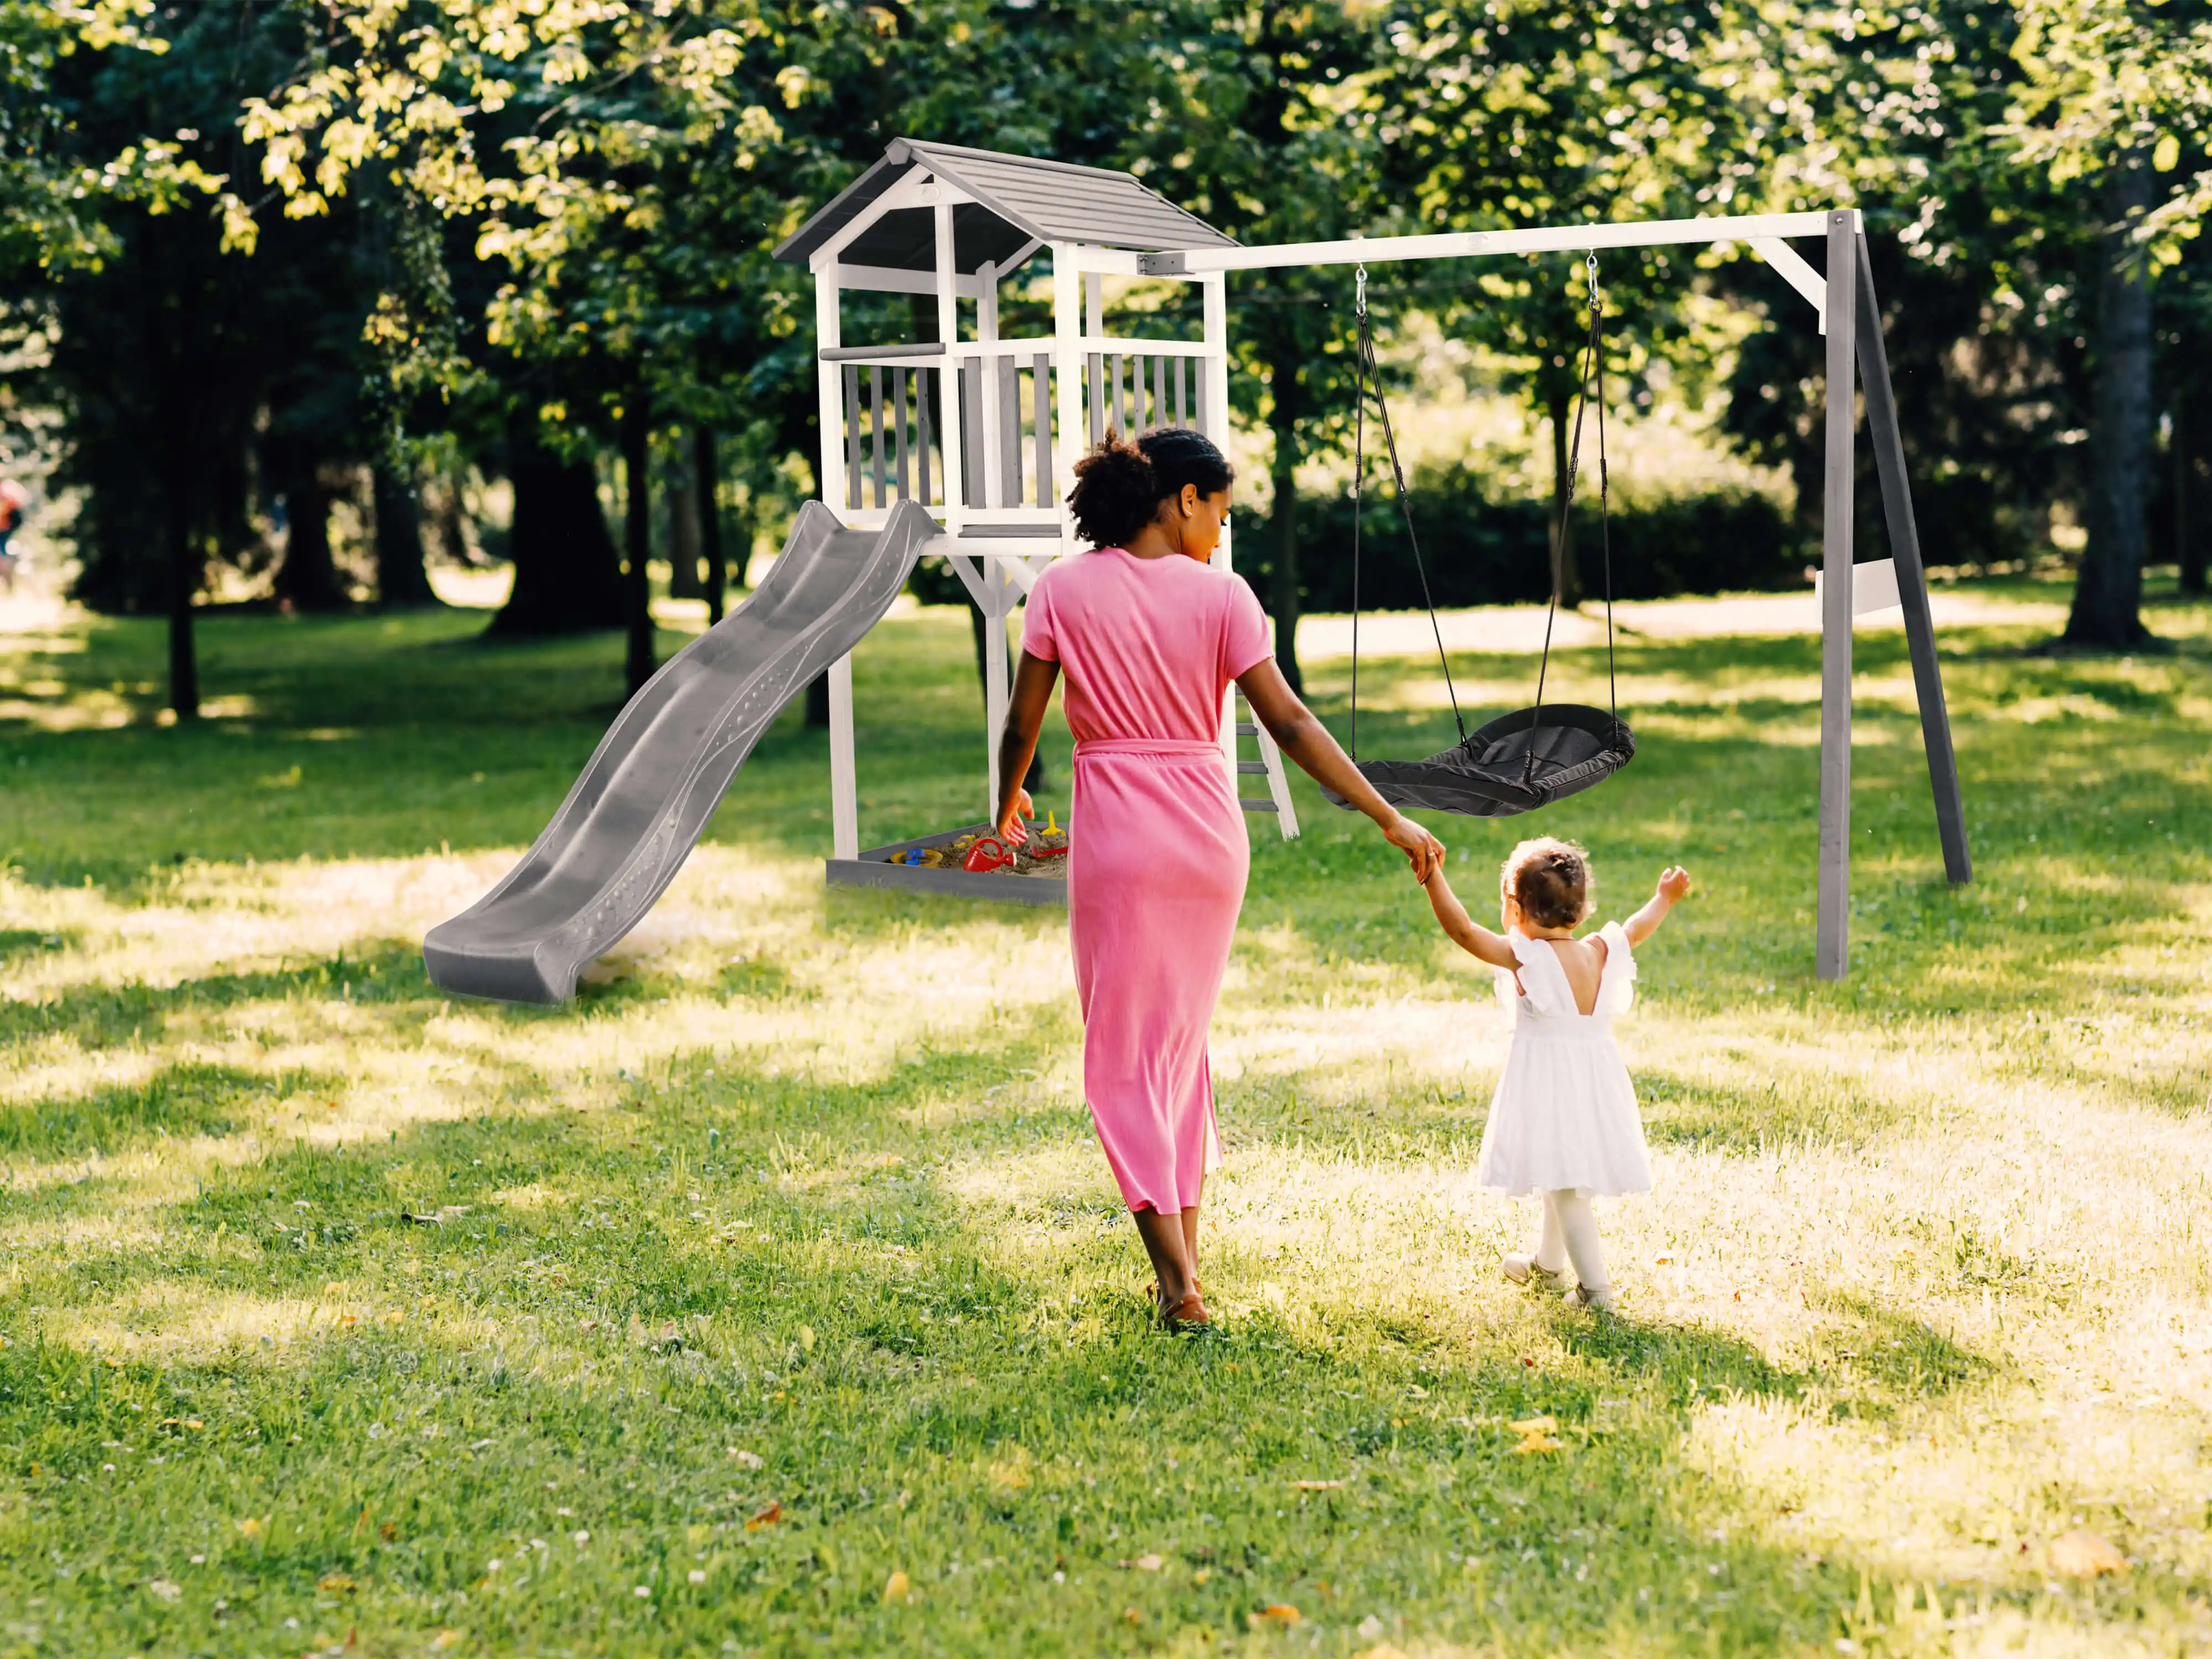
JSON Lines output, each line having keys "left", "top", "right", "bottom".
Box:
{"left": 1159, "top": 1288, "right": 1213, "bottom": 1332}
{"left": 1144, "top": 1276, "right": 1204, "bottom": 1301}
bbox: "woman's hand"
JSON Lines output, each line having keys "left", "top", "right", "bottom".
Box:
{"left": 997, "top": 789, "right": 1035, "bottom": 846}
{"left": 1381, "top": 812, "right": 1445, "bottom": 883}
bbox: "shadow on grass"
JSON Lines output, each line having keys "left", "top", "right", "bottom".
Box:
{"left": 1806, "top": 1295, "right": 2002, "bottom": 1413}
{"left": 1638, "top": 1068, "right": 1903, "bottom": 1156}
{"left": 0, "top": 1032, "right": 2082, "bottom": 1657}
{"left": 0, "top": 926, "right": 79, "bottom": 962}
{"left": 0, "top": 940, "right": 434, "bottom": 1051}
{"left": 0, "top": 1061, "right": 342, "bottom": 1162}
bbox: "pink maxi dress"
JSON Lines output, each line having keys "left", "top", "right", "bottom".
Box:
{"left": 1020, "top": 547, "right": 1273, "bottom": 1214}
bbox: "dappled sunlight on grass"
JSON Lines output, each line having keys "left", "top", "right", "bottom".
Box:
{"left": 2, "top": 586, "right": 2210, "bottom": 1653}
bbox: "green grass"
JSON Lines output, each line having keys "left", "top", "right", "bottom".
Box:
{"left": 0, "top": 578, "right": 2209, "bottom": 1657}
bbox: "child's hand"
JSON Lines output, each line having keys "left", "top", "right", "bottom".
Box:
{"left": 1656, "top": 865, "right": 1691, "bottom": 904}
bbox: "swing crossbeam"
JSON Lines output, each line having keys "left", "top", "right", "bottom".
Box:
{"left": 1138, "top": 210, "right": 1851, "bottom": 275}
{"left": 1147, "top": 204, "right": 1967, "bottom": 983}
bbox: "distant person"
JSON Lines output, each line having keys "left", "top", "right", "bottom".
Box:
{"left": 1419, "top": 838, "right": 1691, "bottom": 1311}
{"left": 0, "top": 477, "right": 26, "bottom": 593}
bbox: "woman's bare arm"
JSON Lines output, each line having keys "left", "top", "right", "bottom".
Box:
{"left": 1235, "top": 657, "right": 1443, "bottom": 881}
{"left": 1421, "top": 865, "right": 1519, "bottom": 968}
{"left": 993, "top": 649, "right": 1061, "bottom": 842}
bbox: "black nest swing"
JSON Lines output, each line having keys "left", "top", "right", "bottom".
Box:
{"left": 1322, "top": 254, "right": 1634, "bottom": 820}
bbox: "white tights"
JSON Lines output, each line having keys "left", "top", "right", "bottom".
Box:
{"left": 1533, "top": 1189, "right": 1610, "bottom": 1296}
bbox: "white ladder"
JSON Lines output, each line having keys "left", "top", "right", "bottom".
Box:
{"left": 1232, "top": 688, "right": 1299, "bottom": 838}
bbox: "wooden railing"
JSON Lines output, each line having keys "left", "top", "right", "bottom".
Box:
{"left": 823, "top": 338, "right": 1215, "bottom": 518}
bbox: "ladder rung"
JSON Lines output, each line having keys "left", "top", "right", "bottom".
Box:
{"left": 1236, "top": 760, "right": 1268, "bottom": 774}
{"left": 1235, "top": 722, "right": 1259, "bottom": 736}
{"left": 1240, "top": 798, "right": 1280, "bottom": 812}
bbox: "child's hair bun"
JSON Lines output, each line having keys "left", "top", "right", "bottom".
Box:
{"left": 1067, "top": 426, "right": 1234, "bottom": 549}
{"left": 1501, "top": 837, "right": 1593, "bottom": 930}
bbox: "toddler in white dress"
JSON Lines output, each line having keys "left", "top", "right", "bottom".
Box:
{"left": 1421, "top": 837, "right": 1691, "bottom": 1311}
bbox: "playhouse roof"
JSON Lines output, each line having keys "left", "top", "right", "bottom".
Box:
{"left": 773, "top": 139, "right": 1237, "bottom": 275}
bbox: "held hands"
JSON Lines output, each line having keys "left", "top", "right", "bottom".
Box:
{"left": 1655, "top": 865, "right": 1692, "bottom": 905}
{"left": 996, "top": 788, "right": 1035, "bottom": 847}
{"left": 1381, "top": 812, "right": 1446, "bottom": 884}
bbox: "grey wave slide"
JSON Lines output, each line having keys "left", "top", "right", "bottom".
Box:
{"left": 423, "top": 498, "right": 941, "bottom": 1005}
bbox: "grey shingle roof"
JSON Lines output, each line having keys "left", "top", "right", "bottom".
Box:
{"left": 774, "top": 139, "right": 1236, "bottom": 273}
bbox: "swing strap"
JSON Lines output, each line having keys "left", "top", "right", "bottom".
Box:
{"left": 1526, "top": 253, "right": 1621, "bottom": 781}
{"left": 1349, "top": 265, "right": 1463, "bottom": 761}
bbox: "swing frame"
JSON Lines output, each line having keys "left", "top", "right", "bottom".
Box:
{"left": 1145, "top": 208, "right": 1973, "bottom": 982}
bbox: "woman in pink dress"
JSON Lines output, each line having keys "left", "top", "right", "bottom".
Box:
{"left": 994, "top": 429, "right": 1444, "bottom": 1329}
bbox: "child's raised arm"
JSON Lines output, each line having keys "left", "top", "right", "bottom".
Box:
{"left": 1422, "top": 865, "right": 1519, "bottom": 968}
{"left": 1624, "top": 865, "right": 1692, "bottom": 947}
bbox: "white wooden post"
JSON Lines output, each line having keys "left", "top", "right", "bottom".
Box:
{"left": 984, "top": 564, "right": 1010, "bottom": 819}
{"left": 1052, "top": 243, "right": 1084, "bottom": 531}
{"left": 815, "top": 267, "right": 860, "bottom": 860}
{"left": 829, "top": 653, "right": 858, "bottom": 860}
{"left": 933, "top": 195, "right": 964, "bottom": 531}
{"left": 1201, "top": 272, "right": 1239, "bottom": 799}
{"left": 815, "top": 272, "right": 844, "bottom": 514}
{"left": 978, "top": 260, "right": 1004, "bottom": 509}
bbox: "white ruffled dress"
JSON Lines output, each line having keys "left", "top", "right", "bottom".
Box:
{"left": 1474, "top": 923, "right": 1653, "bottom": 1198}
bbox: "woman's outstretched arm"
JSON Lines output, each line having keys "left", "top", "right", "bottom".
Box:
{"left": 994, "top": 649, "right": 1061, "bottom": 842}
{"left": 1236, "top": 657, "right": 1444, "bottom": 882}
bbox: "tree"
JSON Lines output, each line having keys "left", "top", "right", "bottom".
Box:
{"left": 2006, "top": 0, "right": 2212, "bottom": 647}
{"left": 4, "top": 1, "right": 275, "bottom": 718}
{"left": 1371, "top": 2, "right": 1721, "bottom": 609}
{"left": 1129, "top": 2, "right": 1385, "bottom": 693}
{"left": 1695, "top": 2, "right": 2096, "bottom": 579}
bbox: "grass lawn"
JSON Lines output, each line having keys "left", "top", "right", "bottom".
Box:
{"left": 1, "top": 577, "right": 2208, "bottom": 1658}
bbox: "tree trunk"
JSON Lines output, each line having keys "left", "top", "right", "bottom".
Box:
{"left": 274, "top": 469, "right": 347, "bottom": 611}
{"left": 2184, "top": 453, "right": 2209, "bottom": 598}
{"left": 623, "top": 392, "right": 655, "bottom": 696}
{"left": 696, "top": 425, "right": 726, "bottom": 625}
{"left": 373, "top": 465, "right": 441, "bottom": 608}
{"left": 2176, "top": 390, "right": 2208, "bottom": 598}
{"left": 488, "top": 421, "right": 623, "bottom": 636}
{"left": 164, "top": 434, "right": 199, "bottom": 720}
{"left": 2065, "top": 161, "right": 2157, "bottom": 649}
{"left": 1547, "top": 384, "right": 1580, "bottom": 608}
{"left": 666, "top": 439, "right": 704, "bottom": 599}
{"left": 1266, "top": 340, "right": 1304, "bottom": 695}
{"left": 150, "top": 219, "right": 198, "bottom": 717}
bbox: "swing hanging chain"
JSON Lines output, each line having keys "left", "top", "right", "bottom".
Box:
{"left": 1350, "top": 275, "right": 1366, "bottom": 761}
{"left": 1587, "top": 249, "right": 1619, "bottom": 732}
{"left": 1525, "top": 251, "right": 1610, "bottom": 785}
{"left": 1362, "top": 306, "right": 1464, "bottom": 742}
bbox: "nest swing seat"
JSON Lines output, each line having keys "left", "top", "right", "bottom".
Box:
{"left": 1321, "top": 254, "right": 1635, "bottom": 820}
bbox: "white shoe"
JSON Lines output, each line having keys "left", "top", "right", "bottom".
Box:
{"left": 1564, "top": 1281, "right": 1618, "bottom": 1313}
{"left": 1503, "top": 1253, "right": 1568, "bottom": 1288}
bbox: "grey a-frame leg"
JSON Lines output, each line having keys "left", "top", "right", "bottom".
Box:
{"left": 1854, "top": 234, "right": 1971, "bottom": 888}
{"left": 1814, "top": 211, "right": 1974, "bottom": 981}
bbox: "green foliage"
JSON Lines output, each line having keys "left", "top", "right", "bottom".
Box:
{"left": 1290, "top": 469, "right": 1802, "bottom": 612}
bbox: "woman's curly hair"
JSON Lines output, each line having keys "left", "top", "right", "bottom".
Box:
{"left": 1501, "top": 837, "right": 1593, "bottom": 931}
{"left": 1066, "top": 426, "right": 1234, "bottom": 549}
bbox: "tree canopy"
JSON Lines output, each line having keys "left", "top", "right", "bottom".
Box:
{"left": 5, "top": 0, "right": 2210, "bottom": 700}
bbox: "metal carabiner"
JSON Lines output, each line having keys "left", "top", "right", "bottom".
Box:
{"left": 1355, "top": 263, "right": 1368, "bottom": 319}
